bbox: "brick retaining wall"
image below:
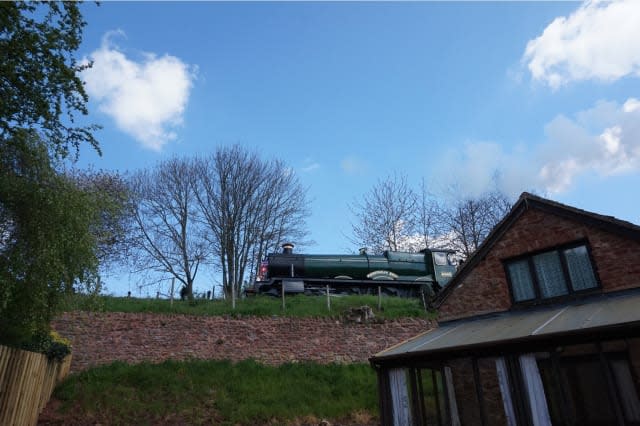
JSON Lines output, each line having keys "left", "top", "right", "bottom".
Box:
{"left": 52, "top": 312, "right": 434, "bottom": 373}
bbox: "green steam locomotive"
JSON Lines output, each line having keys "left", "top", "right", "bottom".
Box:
{"left": 255, "top": 243, "right": 458, "bottom": 297}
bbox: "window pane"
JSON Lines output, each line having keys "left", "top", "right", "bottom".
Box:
{"left": 539, "top": 353, "right": 638, "bottom": 425}
{"left": 563, "top": 358, "right": 616, "bottom": 424}
{"left": 419, "top": 369, "right": 444, "bottom": 426}
{"left": 433, "top": 252, "right": 447, "bottom": 266}
{"left": 507, "top": 260, "right": 536, "bottom": 301}
{"left": 435, "top": 370, "right": 447, "bottom": 425}
{"left": 533, "top": 251, "right": 568, "bottom": 298}
{"left": 537, "top": 359, "right": 565, "bottom": 425}
{"left": 610, "top": 359, "right": 640, "bottom": 422}
{"left": 563, "top": 246, "right": 597, "bottom": 291}
{"left": 478, "top": 358, "right": 511, "bottom": 426}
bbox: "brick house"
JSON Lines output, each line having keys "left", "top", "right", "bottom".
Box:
{"left": 370, "top": 192, "right": 640, "bottom": 426}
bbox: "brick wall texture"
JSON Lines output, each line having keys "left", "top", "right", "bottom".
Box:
{"left": 439, "top": 208, "right": 640, "bottom": 322}
{"left": 51, "top": 312, "right": 434, "bottom": 373}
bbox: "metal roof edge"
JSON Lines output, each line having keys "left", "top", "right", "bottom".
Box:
{"left": 372, "top": 327, "right": 438, "bottom": 358}
{"left": 372, "top": 288, "right": 640, "bottom": 365}
{"left": 437, "top": 286, "right": 640, "bottom": 328}
{"left": 369, "top": 320, "right": 640, "bottom": 366}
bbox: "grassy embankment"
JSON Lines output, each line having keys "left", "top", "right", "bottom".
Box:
{"left": 52, "top": 359, "right": 379, "bottom": 425}
{"left": 61, "top": 292, "right": 435, "bottom": 319}
{"left": 48, "top": 294, "right": 434, "bottom": 424}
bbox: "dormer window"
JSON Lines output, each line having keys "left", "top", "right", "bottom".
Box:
{"left": 505, "top": 242, "right": 599, "bottom": 303}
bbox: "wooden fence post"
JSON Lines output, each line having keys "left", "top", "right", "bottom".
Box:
{"left": 326, "top": 285, "right": 331, "bottom": 311}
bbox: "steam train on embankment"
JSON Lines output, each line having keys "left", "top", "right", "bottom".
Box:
{"left": 253, "top": 243, "right": 458, "bottom": 298}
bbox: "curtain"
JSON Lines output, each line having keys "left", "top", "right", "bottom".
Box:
{"left": 563, "top": 246, "right": 597, "bottom": 291}
{"left": 507, "top": 260, "right": 535, "bottom": 301}
{"left": 389, "top": 368, "right": 412, "bottom": 426}
{"left": 495, "top": 357, "right": 517, "bottom": 426}
{"left": 444, "top": 366, "right": 461, "bottom": 426}
{"left": 533, "top": 251, "right": 568, "bottom": 298}
{"left": 519, "top": 354, "right": 552, "bottom": 426}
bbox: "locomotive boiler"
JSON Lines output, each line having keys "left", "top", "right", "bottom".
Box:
{"left": 254, "top": 243, "right": 458, "bottom": 297}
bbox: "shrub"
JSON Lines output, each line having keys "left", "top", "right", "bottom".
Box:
{"left": 20, "top": 330, "right": 71, "bottom": 361}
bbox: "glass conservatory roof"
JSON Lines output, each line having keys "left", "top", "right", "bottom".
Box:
{"left": 373, "top": 290, "right": 640, "bottom": 362}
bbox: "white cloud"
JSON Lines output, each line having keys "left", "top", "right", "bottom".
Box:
{"left": 441, "top": 98, "right": 640, "bottom": 196}
{"left": 300, "top": 158, "right": 320, "bottom": 173}
{"left": 624, "top": 98, "right": 640, "bottom": 113}
{"left": 523, "top": 0, "right": 640, "bottom": 89}
{"left": 82, "top": 31, "right": 196, "bottom": 151}
{"left": 539, "top": 99, "right": 640, "bottom": 191}
{"left": 395, "top": 230, "right": 462, "bottom": 256}
{"left": 438, "top": 140, "right": 536, "bottom": 199}
{"left": 341, "top": 156, "right": 368, "bottom": 175}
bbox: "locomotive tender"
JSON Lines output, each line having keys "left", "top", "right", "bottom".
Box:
{"left": 255, "top": 243, "right": 458, "bottom": 297}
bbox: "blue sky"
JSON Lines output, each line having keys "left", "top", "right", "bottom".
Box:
{"left": 74, "top": 1, "right": 640, "bottom": 296}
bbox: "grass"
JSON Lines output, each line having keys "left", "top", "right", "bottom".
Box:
{"left": 52, "top": 359, "right": 378, "bottom": 425}
{"left": 61, "top": 293, "right": 434, "bottom": 320}
{"left": 51, "top": 294, "right": 428, "bottom": 423}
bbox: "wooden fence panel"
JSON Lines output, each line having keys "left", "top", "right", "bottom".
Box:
{"left": 0, "top": 346, "right": 10, "bottom": 388}
{"left": 0, "top": 345, "right": 71, "bottom": 426}
{"left": 38, "top": 359, "right": 57, "bottom": 412}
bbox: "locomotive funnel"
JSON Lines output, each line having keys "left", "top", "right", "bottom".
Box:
{"left": 282, "top": 243, "right": 294, "bottom": 254}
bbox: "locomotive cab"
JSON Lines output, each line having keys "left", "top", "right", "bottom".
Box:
{"left": 426, "top": 249, "right": 458, "bottom": 290}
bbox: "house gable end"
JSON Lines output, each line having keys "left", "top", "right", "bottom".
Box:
{"left": 438, "top": 195, "right": 640, "bottom": 323}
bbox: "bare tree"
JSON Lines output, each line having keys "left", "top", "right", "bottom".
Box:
{"left": 416, "top": 178, "right": 443, "bottom": 249}
{"left": 438, "top": 190, "right": 513, "bottom": 258}
{"left": 349, "top": 173, "right": 418, "bottom": 253}
{"left": 193, "top": 145, "right": 310, "bottom": 304}
{"left": 389, "top": 179, "right": 445, "bottom": 253}
{"left": 128, "top": 157, "right": 206, "bottom": 301}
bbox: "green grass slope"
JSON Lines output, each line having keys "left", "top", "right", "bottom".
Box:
{"left": 62, "top": 293, "right": 434, "bottom": 320}
{"left": 46, "top": 360, "right": 378, "bottom": 426}
{"left": 45, "top": 294, "right": 433, "bottom": 424}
